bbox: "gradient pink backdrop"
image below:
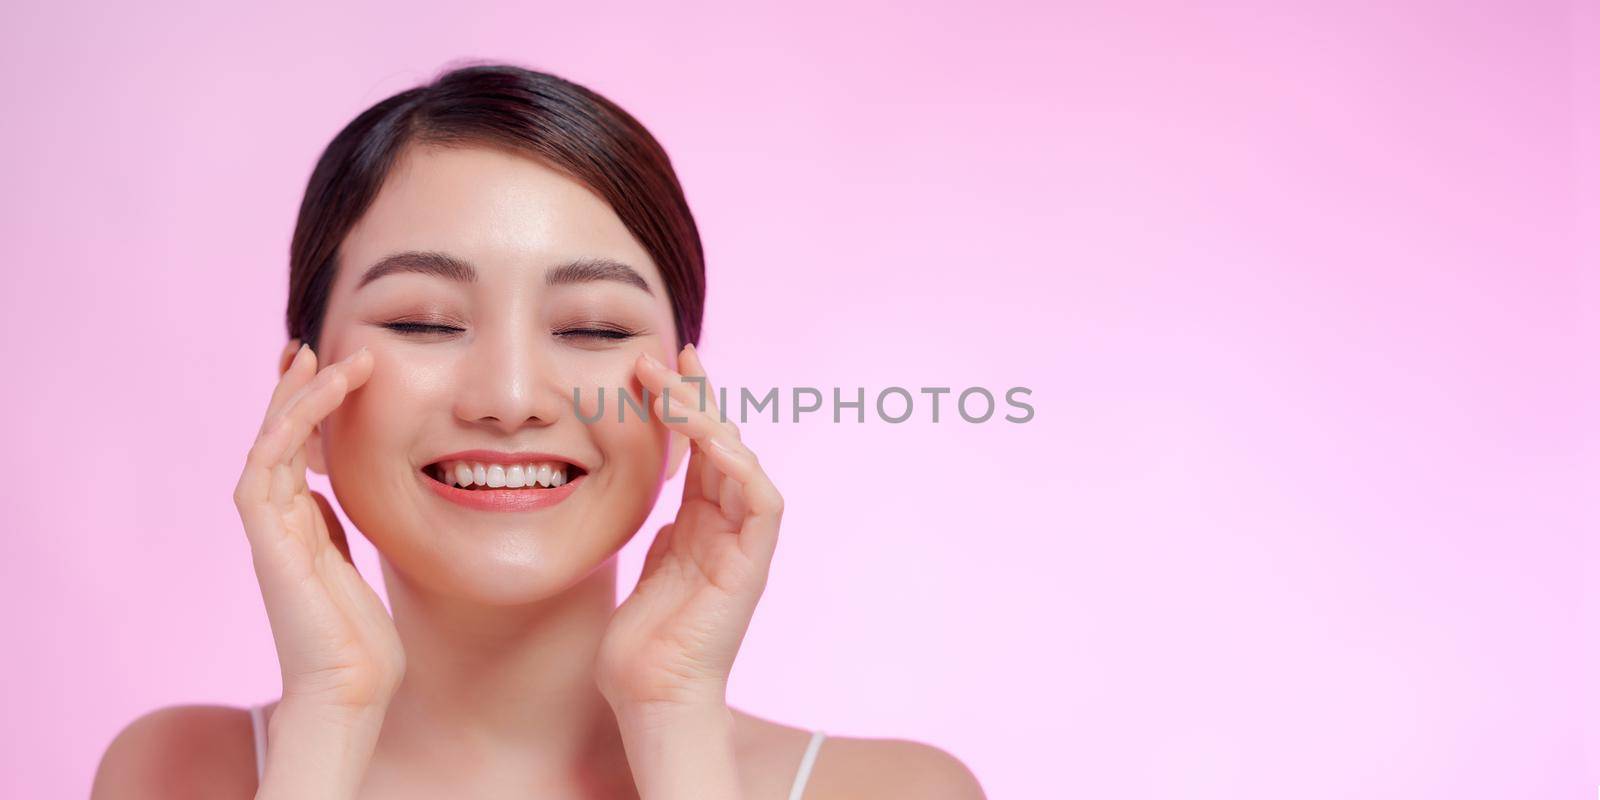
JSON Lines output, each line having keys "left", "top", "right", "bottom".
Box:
{"left": 2, "top": 1, "right": 1591, "bottom": 797}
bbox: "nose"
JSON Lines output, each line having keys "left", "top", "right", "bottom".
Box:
{"left": 452, "top": 326, "right": 567, "bottom": 435}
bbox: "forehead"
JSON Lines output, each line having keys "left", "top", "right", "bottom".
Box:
{"left": 336, "top": 142, "right": 663, "bottom": 294}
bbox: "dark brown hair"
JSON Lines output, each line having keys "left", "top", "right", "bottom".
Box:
{"left": 286, "top": 61, "right": 706, "bottom": 354}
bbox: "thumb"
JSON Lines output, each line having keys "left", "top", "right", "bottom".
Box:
{"left": 309, "top": 490, "right": 357, "bottom": 570}
{"left": 638, "top": 523, "right": 675, "bottom": 582}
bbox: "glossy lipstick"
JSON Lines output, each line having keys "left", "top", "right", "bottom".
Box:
{"left": 419, "top": 450, "right": 586, "bottom": 513}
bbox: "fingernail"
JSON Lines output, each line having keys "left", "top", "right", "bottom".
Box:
{"left": 708, "top": 436, "right": 738, "bottom": 457}
{"left": 642, "top": 352, "right": 666, "bottom": 371}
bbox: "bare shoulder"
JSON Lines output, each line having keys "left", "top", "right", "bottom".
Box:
{"left": 729, "top": 708, "right": 984, "bottom": 799}
{"left": 91, "top": 704, "right": 257, "bottom": 800}
{"left": 804, "top": 735, "right": 985, "bottom": 799}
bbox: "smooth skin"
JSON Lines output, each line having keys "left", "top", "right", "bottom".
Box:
{"left": 90, "top": 144, "right": 984, "bottom": 799}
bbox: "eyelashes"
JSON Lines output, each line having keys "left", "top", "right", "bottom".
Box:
{"left": 382, "top": 322, "right": 463, "bottom": 336}
{"left": 553, "top": 323, "right": 640, "bottom": 341}
{"left": 380, "top": 321, "right": 640, "bottom": 342}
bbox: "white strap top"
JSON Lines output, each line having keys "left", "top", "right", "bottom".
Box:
{"left": 787, "top": 729, "right": 827, "bottom": 800}
{"left": 247, "top": 703, "right": 268, "bottom": 782}
{"left": 248, "top": 703, "right": 826, "bottom": 797}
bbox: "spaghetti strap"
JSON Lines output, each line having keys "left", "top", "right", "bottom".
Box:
{"left": 248, "top": 703, "right": 267, "bottom": 783}
{"left": 787, "top": 730, "right": 826, "bottom": 800}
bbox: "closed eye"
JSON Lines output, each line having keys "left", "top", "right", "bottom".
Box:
{"left": 383, "top": 322, "right": 463, "bottom": 336}
{"left": 379, "top": 322, "right": 640, "bottom": 341}
{"left": 555, "top": 326, "right": 638, "bottom": 341}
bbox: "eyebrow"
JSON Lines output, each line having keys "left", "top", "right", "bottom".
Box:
{"left": 356, "top": 250, "right": 653, "bottom": 295}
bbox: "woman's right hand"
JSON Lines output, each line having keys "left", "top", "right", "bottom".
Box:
{"left": 233, "top": 341, "right": 404, "bottom": 716}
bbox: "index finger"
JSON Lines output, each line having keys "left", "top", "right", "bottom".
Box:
{"left": 677, "top": 344, "right": 741, "bottom": 442}
{"left": 257, "top": 342, "right": 315, "bottom": 437}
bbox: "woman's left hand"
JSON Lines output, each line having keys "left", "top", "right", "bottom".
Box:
{"left": 596, "top": 343, "right": 785, "bottom": 718}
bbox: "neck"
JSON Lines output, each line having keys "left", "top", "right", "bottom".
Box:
{"left": 373, "top": 556, "right": 628, "bottom": 774}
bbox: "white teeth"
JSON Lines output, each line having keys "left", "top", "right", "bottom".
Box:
{"left": 435, "top": 460, "right": 574, "bottom": 489}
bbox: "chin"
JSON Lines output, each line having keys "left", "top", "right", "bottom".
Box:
{"left": 380, "top": 531, "right": 614, "bottom": 607}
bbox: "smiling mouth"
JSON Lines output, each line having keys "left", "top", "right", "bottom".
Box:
{"left": 423, "top": 459, "right": 589, "bottom": 491}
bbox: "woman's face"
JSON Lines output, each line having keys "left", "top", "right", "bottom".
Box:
{"left": 305, "top": 142, "right": 684, "bottom": 604}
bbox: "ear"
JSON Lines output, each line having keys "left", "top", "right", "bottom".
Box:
{"left": 277, "top": 339, "right": 330, "bottom": 475}
{"left": 662, "top": 427, "right": 691, "bottom": 481}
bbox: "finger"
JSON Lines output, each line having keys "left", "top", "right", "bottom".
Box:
{"left": 311, "top": 490, "right": 356, "bottom": 569}
{"left": 238, "top": 346, "right": 372, "bottom": 515}
{"left": 702, "top": 436, "right": 784, "bottom": 565}
{"left": 678, "top": 344, "right": 738, "bottom": 438}
{"left": 257, "top": 343, "right": 317, "bottom": 437}
{"left": 637, "top": 352, "right": 742, "bottom": 509}
{"left": 719, "top": 474, "right": 749, "bottom": 522}
{"left": 680, "top": 439, "right": 707, "bottom": 502}
{"left": 264, "top": 349, "right": 374, "bottom": 508}
{"left": 635, "top": 352, "right": 737, "bottom": 447}
{"left": 274, "top": 346, "right": 368, "bottom": 429}
{"left": 638, "top": 522, "right": 675, "bottom": 582}
{"left": 675, "top": 437, "right": 721, "bottom": 507}
{"left": 699, "top": 443, "right": 722, "bottom": 505}
{"left": 276, "top": 346, "right": 374, "bottom": 434}
{"left": 237, "top": 403, "right": 313, "bottom": 514}
{"left": 700, "top": 436, "right": 773, "bottom": 512}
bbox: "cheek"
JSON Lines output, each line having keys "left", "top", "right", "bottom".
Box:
{"left": 586, "top": 387, "right": 672, "bottom": 493}
{"left": 322, "top": 355, "right": 443, "bottom": 470}
{"left": 593, "top": 411, "right": 669, "bottom": 477}
{"left": 556, "top": 348, "right": 650, "bottom": 403}
{"left": 555, "top": 345, "right": 674, "bottom": 429}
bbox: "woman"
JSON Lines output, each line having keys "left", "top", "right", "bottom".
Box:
{"left": 92, "top": 63, "right": 984, "bottom": 798}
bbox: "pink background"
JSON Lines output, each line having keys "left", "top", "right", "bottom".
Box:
{"left": 2, "top": 2, "right": 1592, "bottom": 797}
